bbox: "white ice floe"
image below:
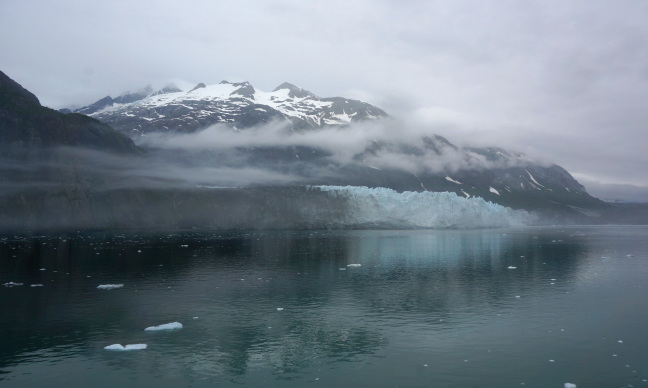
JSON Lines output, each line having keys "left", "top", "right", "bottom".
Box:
{"left": 144, "top": 322, "right": 183, "bottom": 331}
{"left": 3, "top": 282, "right": 23, "bottom": 287}
{"left": 30, "top": 284, "right": 43, "bottom": 287}
{"left": 104, "top": 344, "right": 147, "bottom": 351}
{"left": 564, "top": 383, "right": 577, "bottom": 388}
{"left": 97, "top": 284, "right": 124, "bottom": 290}
{"left": 277, "top": 308, "right": 284, "bottom": 311}
{"left": 347, "top": 264, "right": 362, "bottom": 267}
{"left": 508, "top": 266, "right": 517, "bottom": 269}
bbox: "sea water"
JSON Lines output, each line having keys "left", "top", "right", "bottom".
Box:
{"left": 1, "top": 226, "right": 647, "bottom": 387}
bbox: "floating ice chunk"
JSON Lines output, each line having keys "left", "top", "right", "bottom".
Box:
{"left": 104, "top": 344, "right": 147, "bottom": 351}
{"left": 347, "top": 264, "right": 362, "bottom": 267}
{"left": 339, "top": 268, "right": 346, "bottom": 271}
{"left": 626, "top": 254, "right": 634, "bottom": 257}
{"left": 618, "top": 340, "right": 623, "bottom": 343}
{"left": 564, "top": 384, "right": 576, "bottom": 388}
{"left": 508, "top": 266, "right": 517, "bottom": 269}
{"left": 549, "top": 359, "right": 555, "bottom": 362}
{"left": 97, "top": 284, "right": 124, "bottom": 290}
{"left": 277, "top": 308, "right": 284, "bottom": 311}
{"left": 39, "top": 268, "right": 46, "bottom": 271}
{"left": 144, "top": 322, "right": 183, "bottom": 331}
{"left": 180, "top": 245, "right": 188, "bottom": 248}
{"left": 30, "top": 284, "right": 43, "bottom": 287}
{"left": 3, "top": 282, "right": 23, "bottom": 287}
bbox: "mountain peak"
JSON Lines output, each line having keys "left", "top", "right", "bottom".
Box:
{"left": 113, "top": 85, "right": 153, "bottom": 104}
{"left": 273, "top": 82, "right": 315, "bottom": 99}
{"left": 0, "top": 70, "right": 41, "bottom": 107}
{"left": 189, "top": 83, "right": 206, "bottom": 92}
{"left": 151, "top": 83, "right": 182, "bottom": 96}
{"left": 220, "top": 81, "right": 255, "bottom": 98}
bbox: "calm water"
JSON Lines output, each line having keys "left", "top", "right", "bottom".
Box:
{"left": 1, "top": 226, "right": 647, "bottom": 388}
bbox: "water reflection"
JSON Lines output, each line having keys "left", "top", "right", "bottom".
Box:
{"left": 0, "top": 227, "right": 596, "bottom": 385}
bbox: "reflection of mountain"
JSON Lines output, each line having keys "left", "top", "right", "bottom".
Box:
{"left": 0, "top": 229, "right": 590, "bottom": 379}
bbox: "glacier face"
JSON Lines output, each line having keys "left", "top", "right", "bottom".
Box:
{"left": 313, "top": 186, "right": 536, "bottom": 229}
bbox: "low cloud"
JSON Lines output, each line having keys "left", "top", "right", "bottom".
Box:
{"left": 138, "top": 119, "right": 545, "bottom": 181}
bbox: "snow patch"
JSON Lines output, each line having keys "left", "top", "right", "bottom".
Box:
{"left": 526, "top": 170, "right": 545, "bottom": 188}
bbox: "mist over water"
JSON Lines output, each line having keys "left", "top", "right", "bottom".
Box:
{"left": 0, "top": 118, "right": 548, "bottom": 230}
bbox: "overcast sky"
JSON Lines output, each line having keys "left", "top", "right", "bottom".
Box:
{"left": 1, "top": 0, "right": 647, "bottom": 201}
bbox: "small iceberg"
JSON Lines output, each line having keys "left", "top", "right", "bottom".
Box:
{"left": 97, "top": 284, "right": 124, "bottom": 290}
{"left": 144, "top": 322, "right": 183, "bottom": 331}
{"left": 30, "top": 284, "right": 44, "bottom": 287}
{"left": 507, "top": 266, "right": 517, "bottom": 269}
{"left": 104, "top": 344, "right": 147, "bottom": 351}
{"left": 3, "top": 282, "right": 24, "bottom": 287}
{"left": 347, "top": 264, "right": 362, "bottom": 267}
{"left": 276, "top": 308, "right": 284, "bottom": 311}
{"left": 564, "top": 383, "right": 577, "bottom": 388}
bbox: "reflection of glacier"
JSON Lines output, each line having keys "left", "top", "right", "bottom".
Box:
{"left": 314, "top": 186, "right": 535, "bottom": 228}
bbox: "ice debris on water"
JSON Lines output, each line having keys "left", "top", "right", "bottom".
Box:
{"left": 30, "top": 284, "right": 43, "bottom": 287}
{"left": 97, "top": 284, "right": 124, "bottom": 290}
{"left": 347, "top": 264, "right": 362, "bottom": 267}
{"left": 144, "top": 322, "right": 183, "bottom": 331}
{"left": 277, "top": 308, "right": 284, "bottom": 311}
{"left": 508, "top": 266, "right": 517, "bottom": 269}
{"left": 564, "top": 383, "right": 577, "bottom": 388}
{"left": 104, "top": 344, "right": 147, "bottom": 351}
{"left": 3, "top": 282, "right": 24, "bottom": 287}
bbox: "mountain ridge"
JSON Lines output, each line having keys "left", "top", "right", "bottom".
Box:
{"left": 70, "top": 80, "right": 388, "bottom": 136}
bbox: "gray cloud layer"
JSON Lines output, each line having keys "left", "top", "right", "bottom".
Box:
{"left": 1, "top": 0, "right": 647, "bottom": 201}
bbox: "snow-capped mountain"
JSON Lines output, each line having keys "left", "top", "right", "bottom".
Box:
{"left": 65, "top": 76, "right": 609, "bottom": 221}
{"left": 71, "top": 81, "right": 388, "bottom": 136}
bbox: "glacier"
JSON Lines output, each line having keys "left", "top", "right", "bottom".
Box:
{"left": 313, "top": 186, "right": 535, "bottom": 229}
